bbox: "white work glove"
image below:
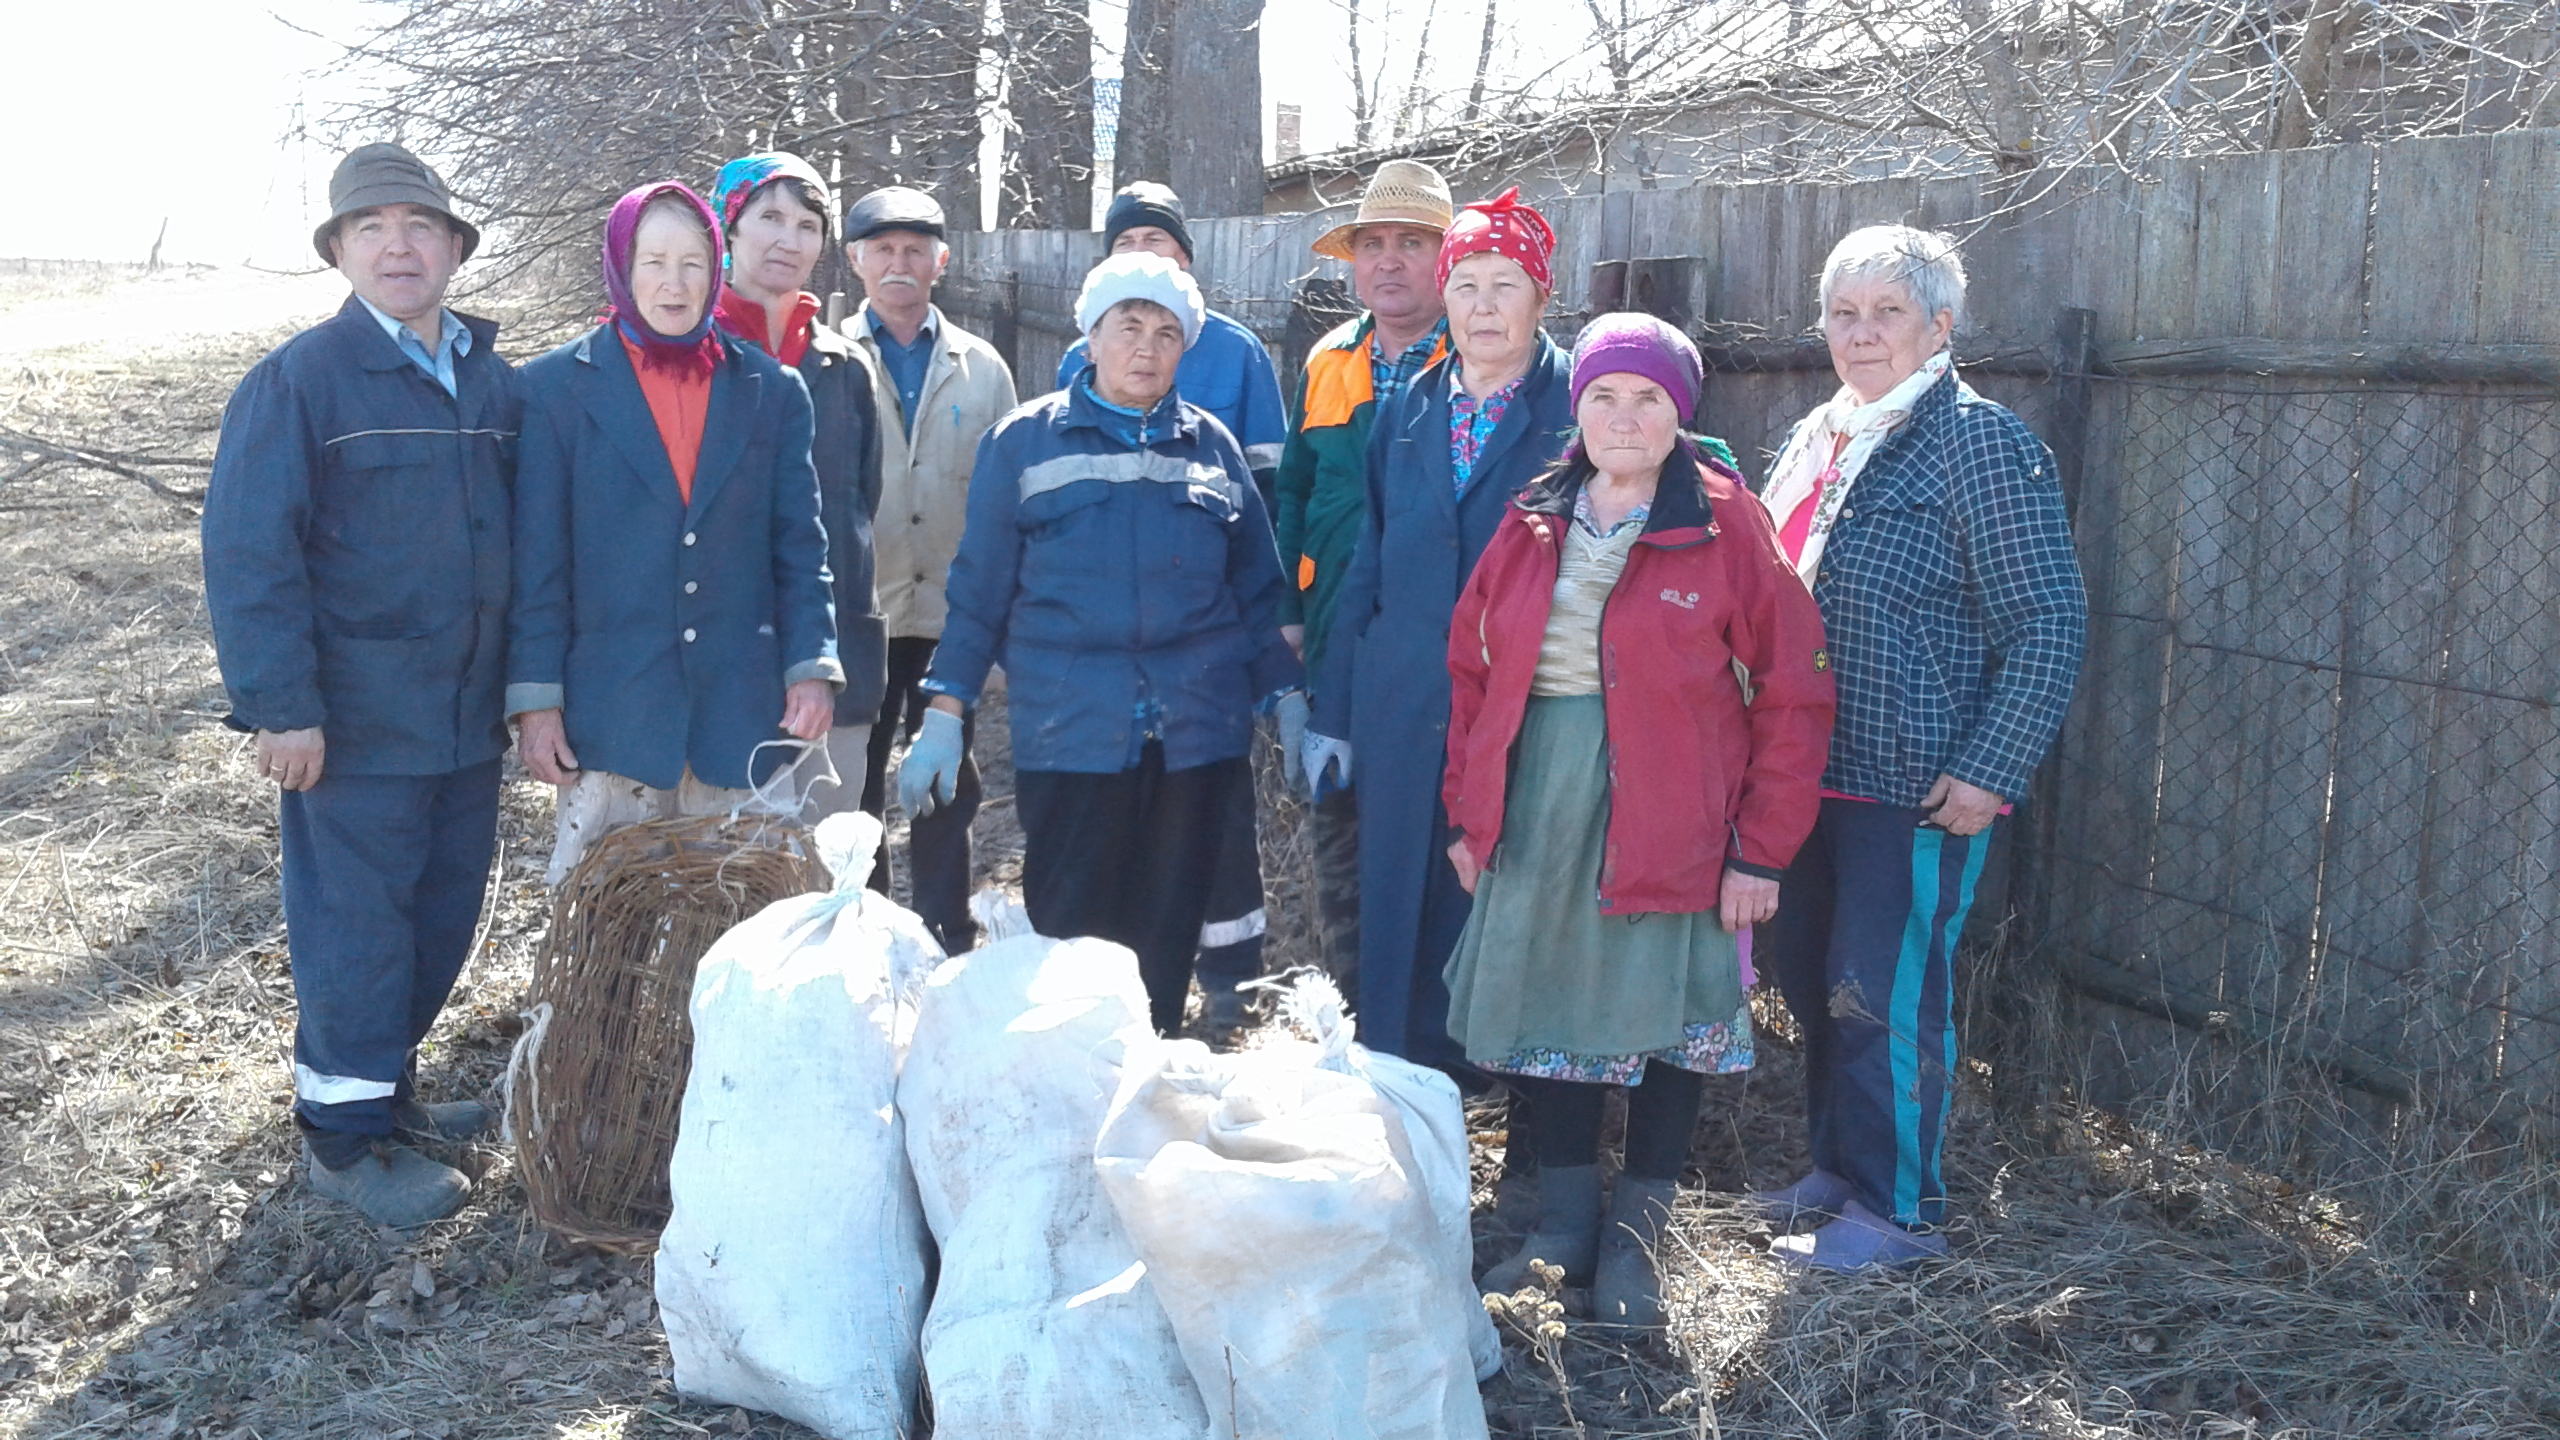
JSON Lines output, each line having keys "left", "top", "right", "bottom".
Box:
{"left": 1301, "top": 728, "right": 1353, "bottom": 803}
{"left": 1275, "top": 691, "right": 1310, "bottom": 789}
{"left": 897, "top": 708, "right": 966, "bottom": 818}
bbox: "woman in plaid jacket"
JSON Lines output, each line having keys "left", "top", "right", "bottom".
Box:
{"left": 1752, "top": 225, "right": 2088, "bottom": 1270}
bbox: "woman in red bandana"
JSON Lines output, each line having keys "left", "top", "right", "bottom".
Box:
{"left": 507, "top": 181, "right": 842, "bottom": 882}
{"left": 1304, "top": 187, "right": 1576, "bottom": 1087}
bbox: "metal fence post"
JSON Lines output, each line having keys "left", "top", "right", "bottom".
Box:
{"left": 2047, "top": 305, "right": 2097, "bottom": 521}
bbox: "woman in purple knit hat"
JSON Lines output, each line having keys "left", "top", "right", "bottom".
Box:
{"left": 1443, "top": 313, "right": 1834, "bottom": 1326}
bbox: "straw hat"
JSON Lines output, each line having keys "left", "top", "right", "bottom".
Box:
{"left": 1311, "top": 160, "right": 1455, "bottom": 261}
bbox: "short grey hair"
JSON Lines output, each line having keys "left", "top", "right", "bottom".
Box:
{"left": 1818, "top": 225, "right": 1967, "bottom": 330}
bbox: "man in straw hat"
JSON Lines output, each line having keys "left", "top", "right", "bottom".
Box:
{"left": 202, "top": 142, "right": 519, "bottom": 1227}
{"left": 1279, "top": 159, "right": 1453, "bottom": 1000}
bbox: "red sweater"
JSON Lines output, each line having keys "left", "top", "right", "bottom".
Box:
{"left": 1442, "top": 448, "right": 1836, "bottom": 914}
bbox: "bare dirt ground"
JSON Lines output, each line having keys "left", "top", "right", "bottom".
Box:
{"left": 1, "top": 272, "right": 2555, "bottom": 1440}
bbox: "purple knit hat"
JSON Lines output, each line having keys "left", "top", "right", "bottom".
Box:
{"left": 602, "top": 181, "right": 726, "bottom": 369}
{"left": 1569, "top": 311, "right": 1702, "bottom": 424}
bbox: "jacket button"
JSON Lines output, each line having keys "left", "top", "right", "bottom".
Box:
{"left": 683, "top": 628, "right": 697, "bottom": 642}
{"left": 1841, "top": 508, "right": 1855, "bottom": 520}
{"left": 684, "top": 581, "right": 698, "bottom": 595}
{"left": 911, "top": 513, "right": 923, "bottom": 523}
{"left": 683, "top": 532, "right": 698, "bottom": 547}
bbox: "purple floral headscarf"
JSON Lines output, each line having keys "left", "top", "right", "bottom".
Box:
{"left": 603, "top": 180, "right": 726, "bottom": 372}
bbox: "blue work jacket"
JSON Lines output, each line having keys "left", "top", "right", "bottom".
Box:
{"left": 507, "top": 327, "right": 841, "bottom": 791}
{"left": 202, "top": 295, "right": 520, "bottom": 775}
{"left": 925, "top": 377, "right": 1300, "bottom": 774}
{"left": 1059, "top": 307, "right": 1288, "bottom": 480}
{"left": 1311, "top": 336, "right": 1575, "bottom": 1060}
{"left": 1776, "top": 369, "right": 2087, "bottom": 807}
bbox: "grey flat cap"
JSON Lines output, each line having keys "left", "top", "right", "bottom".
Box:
{"left": 313, "top": 142, "right": 480, "bottom": 265}
{"left": 845, "top": 186, "right": 946, "bottom": 242}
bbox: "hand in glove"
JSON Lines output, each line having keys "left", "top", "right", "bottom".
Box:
{"left": 898, "top": 707, "right": 966, "bottom": 818}
{"left": 1275, "top": 691, "right": 1311, "bottom": 788}
{"left": 1301, "top": 729, "right": 1353, "bottom": 803}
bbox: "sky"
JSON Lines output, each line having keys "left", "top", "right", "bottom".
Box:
{"left": 0, "top": 0, "right": 1599, "bottom": 266}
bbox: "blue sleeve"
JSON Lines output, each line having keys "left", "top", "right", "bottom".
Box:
{"left": 920, "top": 423, "right": 1024, "bottom": 705}
{"left": 1308, "top": 390, "right": 1394, "bottom": 737}
{"left": 1237, "top": 336, "right": 1288, "bottom": 473}
{"left": 504, "top": 380, "right": 574, "bottom": 713}
{"left": 200, "top": 360, "right": 324, "bottom": 732}
{"left": 1055, "top": 338, "right": 1088, "bottom": 392}
{"left": 1219, "top": 441, "right": 1302, "bottom": 700}
{"left": 767, "top": 367, "right": 842, "bottom": 686}
{"left": 1946, "top": 416, "right": 2088, "bottom": 800}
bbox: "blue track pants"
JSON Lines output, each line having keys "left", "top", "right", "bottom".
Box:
{"left": 1760, "top": 797, "right": 1992, "bottom": 1230}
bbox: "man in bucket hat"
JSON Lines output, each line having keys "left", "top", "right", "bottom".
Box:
{"left": 1276, "top": 159, "right": 1452, "bottom": 1000}
{"left": 203, "top": 141, "right": 519, "bottom": 1228}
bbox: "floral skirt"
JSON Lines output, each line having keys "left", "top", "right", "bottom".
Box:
{"left": 1442, "top": 694, "right": 1754, "bottom": 1085}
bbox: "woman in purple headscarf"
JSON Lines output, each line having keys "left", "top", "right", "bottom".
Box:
{"left": 507, "top": 181, "right": 843, "bottom": 881}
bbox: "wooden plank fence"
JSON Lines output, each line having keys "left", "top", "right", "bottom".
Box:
{"left": 942, "top": 131, "right": 2560, "bottom": 1139}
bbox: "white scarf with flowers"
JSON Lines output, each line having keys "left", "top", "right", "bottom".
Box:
{"left": 1760, "top": 350, "right": 1952, "bottom": 587}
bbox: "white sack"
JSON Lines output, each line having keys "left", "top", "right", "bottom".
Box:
{"left": 1094, "top": 975, "right": 1497, "bottom": 1440}
{"left": 657, "top": 812, "right": 941, "bottom": 1440}
{"left": 897, "top": 897, "right": 1207, "bottom": 1439}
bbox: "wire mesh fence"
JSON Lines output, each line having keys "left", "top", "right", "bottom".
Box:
{"left": 2022, "top": 372, "right": 2560, "bottom": 1138}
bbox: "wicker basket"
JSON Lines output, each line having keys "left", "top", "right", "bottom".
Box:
{"left": 506, "top": 812, "right": 827, "bottom": 1252}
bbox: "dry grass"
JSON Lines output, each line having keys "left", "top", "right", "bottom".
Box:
{"left": 0, "top": 282, "right": 2554, "bottom": 1439}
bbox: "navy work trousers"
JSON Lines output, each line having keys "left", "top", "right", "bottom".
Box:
{"left": 1015, "top": 746, "right": 1240, "bottom": 1036}
{"left": 279, "top": 760, "right": 501, "bottom": 1163}
{"left": 1759, "top": 797, "right": 1992, "bottom": 1230}
{"left": 863, "top": 636, "right": 979, "bottom": 953}
{"left": 1192, "top": 753, "right": 1266, "bottom": 998}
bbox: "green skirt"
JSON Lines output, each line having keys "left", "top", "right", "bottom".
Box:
{"left": 1444, "top": 694, "right": 1753, "bottom": 1083}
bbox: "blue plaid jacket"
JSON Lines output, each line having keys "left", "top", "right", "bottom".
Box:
{"left": 1777, "top": 371, "right": 2087, "bottom": 808}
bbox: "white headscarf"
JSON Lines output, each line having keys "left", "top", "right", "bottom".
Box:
{"left": 1760, "top": 349, "right": 1952, "bottom": 586}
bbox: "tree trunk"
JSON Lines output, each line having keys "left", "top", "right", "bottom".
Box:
{"left": 1466, "top": 0, "right": 1498, "bottom": 122}
{"left": 1117, "top": 0, "right": 1175, "bottom": 188}
{"left": 2274, "top": 0, "right": 2363, "bottom": 149}
{"left": 1166, "top": 0, "right": 1268, "bottom": 217}
{"left": 1959, "top": 0, "right": 2039, "bottom": 169}
{"left": 999, "top": 0, "right": 1096, "bottom": 228}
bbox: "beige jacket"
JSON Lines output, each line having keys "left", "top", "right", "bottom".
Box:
{"left": 851, "top": 302, "right": 1019, "bottom": 639}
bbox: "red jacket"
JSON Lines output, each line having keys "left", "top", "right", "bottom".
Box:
{"left": 1443, "top": 446, "right": 1836, "bottom": 915}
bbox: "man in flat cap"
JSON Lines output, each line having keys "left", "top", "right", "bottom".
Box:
{"left": 842, "top": 185, "right": 1018, "bottom": 954}
{"left": 202, "top": 141, "right": 519, "bottom": 1227}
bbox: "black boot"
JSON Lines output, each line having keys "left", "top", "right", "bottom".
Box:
{"left": 1481, "top": 1163, "right": 1602, "bottom": 1291}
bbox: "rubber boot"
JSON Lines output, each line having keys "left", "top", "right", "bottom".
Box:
{"left": 1201, "top": 986, "right": 1248, "bottom": 1050}
{"left": 1480, "top": 1164, "right": 1602, "bottom": 1291}
{"left": 1593, "top": 1177, "right": 1680, "bottom": 1328}
{"left": 1748, "top": 1168, "right": 1853, "bottom": 1233}
{"left": 1492, "top": 1160, "right": 1541, "bottom": 1231}
{"left": 391, "top": 1097, "right": 495, "bottom": 1144}
{"left": 305, "top": 1140, "right": 470, "bottom": 1229}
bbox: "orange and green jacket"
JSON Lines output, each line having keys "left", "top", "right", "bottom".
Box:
{"left": 1274, "top": 314, "right": 1448, "bottom": 685}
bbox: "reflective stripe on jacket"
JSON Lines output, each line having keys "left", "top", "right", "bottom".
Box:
{"left": 202, "top": 294, "right": 520, "bottom": 774}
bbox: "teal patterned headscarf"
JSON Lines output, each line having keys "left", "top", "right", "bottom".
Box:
{"left": 709, "top": 152, "right": 837, "bottom": 249}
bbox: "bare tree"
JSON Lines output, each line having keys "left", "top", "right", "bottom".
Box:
{"left": 1118, "top": 0, "right": 1177, "bottom": 187}
{"left": 1166, "top": 0, "right": 1270, "bottom": 216}
{"left": 999, "top": 0, "right": 1098, "bottom": 228}
{"left": 325, "top": 0, "right": 990, "bottom": 319}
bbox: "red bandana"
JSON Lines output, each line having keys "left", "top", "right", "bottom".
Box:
{"left": 1435, "top": 186, "right": 1557, "bottom": 292}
